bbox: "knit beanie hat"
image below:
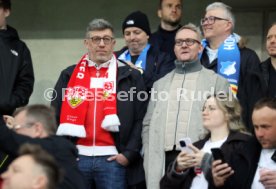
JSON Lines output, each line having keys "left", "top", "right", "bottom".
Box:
{"left": 122, "top": 11, "right": 151, "bottom": 36}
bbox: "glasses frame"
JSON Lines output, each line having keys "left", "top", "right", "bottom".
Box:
{"left": 89, "top": 36, "right": 114, "bottom": 45}
{"left": 12, "top": 122, "right": 35, "bottom": 131}
{"left": 175, "top": 38, "right": 201, "bottom": 47}
{"left": 201, "top": 16, "right": 229, "bottom": 25}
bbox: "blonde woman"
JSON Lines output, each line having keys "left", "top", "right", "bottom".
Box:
{"left": 160, "top": 94, "right": 251, "bottom": 189}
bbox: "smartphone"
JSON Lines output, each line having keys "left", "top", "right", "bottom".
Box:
{"left": 211, "top": 148, "right": 225, "bottom": 163}
{"left": 271, "top": 150, "right": 276, "bottom": 162}
{"left": 179, "top": 137, "right": 192, "bottom": 153}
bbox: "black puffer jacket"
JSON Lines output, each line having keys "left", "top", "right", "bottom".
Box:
{"left": 0, "top": 25, "right": 34, "bottom": 115}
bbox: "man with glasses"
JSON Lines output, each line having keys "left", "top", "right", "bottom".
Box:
{"left": 116, "top": 11, "right": 175, "bottom": 92}
{"left": 52, "top": 18, "right": 147, "bottom": 189}
{"left": 149, "top": 0, "right": 183, "bottom": 59}
{"left": 0, "top": 105, "right": 86, "bottom": 189}
{"left": 200, "top": 2, "right": 263, "bottom": 131}
{"left": 142, "top": 23, "right": 230, "bottom": 189}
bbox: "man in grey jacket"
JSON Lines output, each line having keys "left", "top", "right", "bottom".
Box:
{"left": 142, "top": 23, "right": 231, "bottom": 189}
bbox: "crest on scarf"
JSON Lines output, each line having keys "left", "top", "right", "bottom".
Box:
{"left": 66, "top": 86, "right": 87, "bottom": 108}
{"left": 220, "top": 61, "right": 237, "bottom": 76}
{"left": 103, "top": 81, "right": 114, "bottom": 99}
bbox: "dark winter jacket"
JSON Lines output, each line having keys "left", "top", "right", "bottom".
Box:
{"left": 261, "top": 58, "right": 276, "bottom": 98}
{"left": 201, "top": 47, "right": 264, "bottom": 131}
{"left": 0, "top": 117, "right": 86, "bottom": 189}
{"left": 149, "top": 25, "right": 181, "bottom": 60}
{"left": 219, "top": 137, "right": 262, "bottom": 189}
{"left": 115, "top": 45, "right": 175, "bottom": 91}
{"left": 0, "top": 25, "right": 34, "bottom": 115}
{"left": 51, "top": 61, "right": 147, "bottom": 185}
{"left": 160, "top": 131, "right": 252, "bottom": 189}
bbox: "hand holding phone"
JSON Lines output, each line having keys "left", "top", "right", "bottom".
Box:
{"left": 179, "top": 137, "right": 192, "bottom": 153}
{"left": 211, "top": 148, "right": 225, "bottom": 163}
{"left": 271, "top": 150, "right": 276, "bottom": 162}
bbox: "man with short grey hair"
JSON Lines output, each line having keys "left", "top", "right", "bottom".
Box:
{"left": 200, "top": 2, "right": 262, "bottom": 130}
{"left": 52, "top": 18, "right": 147, "bottom": 189}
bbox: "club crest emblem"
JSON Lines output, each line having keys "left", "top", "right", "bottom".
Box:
{"left": 220, "top": 61, "right": 236, "bottom": 76}
{"left": 103, "top": 82, "right": 114, "bottom": 99}
{"left": 66, "top": 86, "right": 87, "bottom": 108}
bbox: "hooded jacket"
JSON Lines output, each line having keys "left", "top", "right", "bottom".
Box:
{"left": 0, "top": 25, "right": 34, "bottom": 115}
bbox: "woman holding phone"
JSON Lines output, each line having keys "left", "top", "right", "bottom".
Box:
{"left": 160, "top": 94, "right": 251, "bottom": 189}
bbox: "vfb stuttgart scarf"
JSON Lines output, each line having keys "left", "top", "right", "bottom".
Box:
{"left": 57, "top": 54, "right": 120, "bottom": 138}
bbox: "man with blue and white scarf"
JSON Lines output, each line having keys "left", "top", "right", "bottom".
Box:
{"left": 200, "top": 2, "right": 264, "bottom": 131}
{"left": 116, "top": 11, "right": 175, "bottom": 92}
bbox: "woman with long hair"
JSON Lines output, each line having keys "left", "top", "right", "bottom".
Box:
{"left": 160, "top": 94, "right": 251, "bottom": 189}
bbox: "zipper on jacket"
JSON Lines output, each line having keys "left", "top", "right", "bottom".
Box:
{"left": 93, "top": 69, "right": 100, "bottom": 147}
{"left": 174, "top": 69, "right": 186, "bottom": 147}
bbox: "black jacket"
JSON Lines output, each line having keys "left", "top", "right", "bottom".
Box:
{"left": 261, "top": 58, "right": 276, "bottom": 98}
{"left": 160, "top": 131, "right": 251, "bottom": 189}
{"left": 51, "top": 61, "right": 147, "bottom": 185}
{"left": 201, "top": 47, "right": 264, "bottom": 131}
{"left": 0, "top": 118, "right": 86, "bottom": 189}
{"left": 149, "top": 25, "right": 181, "bottom": 60}
{"left": 0, "top": 25, "right": 34, "bottom": 115}
{"left": 220, "top": 137, "right": 262, "bottom": 189}
{"left": 115, "top": 45, "right": 175, "bottom": 91}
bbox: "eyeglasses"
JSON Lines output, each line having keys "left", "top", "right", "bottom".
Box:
{"left": 89, "top": 36, "right": 114, "bottom": 45}
{"left": 202, "top": 106, "right": 217, "bottom": 112}
{"left": 175, "top": 38, "right": 201, "bottom": 46}
{"left": 201, "top": 16, "right": 229, "bottom": 25}
{"left": 12, "top": 123, "right": 35, "bottom": 131}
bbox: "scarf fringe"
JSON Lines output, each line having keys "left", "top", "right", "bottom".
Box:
{"left": 56, "top": 123, "right": 86, "bottom": 137}
{"left": 102, "top": 114, "right": 120, "bottom": 132}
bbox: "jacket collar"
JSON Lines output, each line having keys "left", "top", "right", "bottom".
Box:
{"left": 194, "top": 130, "right": 251, "bottom": 149}
{"left": 174, "top": 59, "right": 202, "bottom": 74}
{"left": 117, "top": 60, "right": 133, "bottom": 82}
{"left": 225, "top": 130, "right": 251, "bottom": 143}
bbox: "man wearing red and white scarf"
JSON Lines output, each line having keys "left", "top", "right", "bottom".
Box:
{"left": 51, "top": 19, "right": 147, "bottom": 189}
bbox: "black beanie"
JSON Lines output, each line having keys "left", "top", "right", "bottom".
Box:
{"left": 122, "top": 11, "right": 151, "bottom": 36}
